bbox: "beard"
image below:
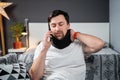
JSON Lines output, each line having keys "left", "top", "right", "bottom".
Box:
{"left": 53, "top": 30, "right": 64, "bottom": 40}
{"left": 51, "top": 29, "right": 72, "bottom": 49}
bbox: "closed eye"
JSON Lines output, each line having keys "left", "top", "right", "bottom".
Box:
{"left": 59, "top": 22, "right": 64, "bottom": 26}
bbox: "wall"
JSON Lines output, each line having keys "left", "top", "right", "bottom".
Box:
{"left": 3, "top": 0, "right": 109, "bottom": 50}
{"left": 110, "top": 0, "right": 120, "bottom": 53}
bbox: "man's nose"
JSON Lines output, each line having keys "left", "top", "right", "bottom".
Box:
{"left": 55, "top": 26, "right": 60, "bottom": 31}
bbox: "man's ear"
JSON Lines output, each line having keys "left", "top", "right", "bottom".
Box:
{"left": 67, "top": 23, "right": 70, "bottom": 29}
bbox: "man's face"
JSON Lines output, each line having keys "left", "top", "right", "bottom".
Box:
{"left": 49, "top": 15, "right": 70, "bottom": 40}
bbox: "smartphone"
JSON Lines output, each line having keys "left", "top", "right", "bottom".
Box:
{"left": 48, "top": 27, "right": 53, "bottom": 42}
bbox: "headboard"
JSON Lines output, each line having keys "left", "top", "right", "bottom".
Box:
{"left": 28, "top": 23, "right": 109, "bottom": 48}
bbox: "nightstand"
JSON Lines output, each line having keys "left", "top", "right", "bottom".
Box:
{"left": 8, "top": 47, "right": 27, "bottom": 54}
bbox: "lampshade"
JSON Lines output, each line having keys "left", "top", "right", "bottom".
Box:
{"left": 21, "top": 27, "right": 27, "bottom": 35}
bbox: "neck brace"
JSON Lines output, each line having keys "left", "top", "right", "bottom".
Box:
{"left": 51, "top": 29, "right": 72, "bottom": 49}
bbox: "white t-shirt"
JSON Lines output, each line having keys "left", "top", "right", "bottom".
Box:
{"left": 34, "top": 40, "right": 86, "bottom": 80}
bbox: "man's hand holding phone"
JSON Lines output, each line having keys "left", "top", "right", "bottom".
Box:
{"left": 42, "top": 31, "right": 52, "bottom": 50}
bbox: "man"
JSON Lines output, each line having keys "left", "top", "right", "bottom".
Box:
{"left": 29, "top": 10, "right": 104, "bottom": 80}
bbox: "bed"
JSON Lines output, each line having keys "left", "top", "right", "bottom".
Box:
{"left": 27, "top": 22, "right": 120, "bottom": 80}
{"left": 0, "top": 22, "right": 120, "bottom": 80}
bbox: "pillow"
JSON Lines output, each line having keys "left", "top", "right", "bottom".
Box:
{"left": 0, "top": 57, "right": 6, "bottom": 64}
{"left": 18, "top": 48, "right": 35, "bottom": 71}
{"left": 0, "top": 53, "right": 18, "bottom": 64}
{"left": 0, "top": 63, "right": 30, "bottom": 80}
{"left": 18, "top": 48, "right": 35, "bottom": 63}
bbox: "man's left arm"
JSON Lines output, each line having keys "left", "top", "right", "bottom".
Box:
{"left": 74, "top": 32, "right": 105, "bottom": 54}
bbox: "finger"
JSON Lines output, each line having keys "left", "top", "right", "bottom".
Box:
{"left": 44, "top": 31, "right": 52, "bottom": 42}
{"left": 47, "top": 36, "right": 51, "bottom": 42}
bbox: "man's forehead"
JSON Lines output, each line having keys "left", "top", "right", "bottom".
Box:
{"left": 50, "top": 21, "right": 64, "bottom": 25}
{"left": 50, "top": 16, "right": 66, "bottom": 24}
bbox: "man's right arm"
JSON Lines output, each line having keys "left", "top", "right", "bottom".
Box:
{"left": 29, "top": 31, "right": 52, "bottom": 80}
{"left": 29, "top": 47, "right": 48, "bottom": 80}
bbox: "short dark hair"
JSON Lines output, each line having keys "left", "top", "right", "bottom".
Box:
{"left": 48, "top": 10, "right": 69, "bottom": 25}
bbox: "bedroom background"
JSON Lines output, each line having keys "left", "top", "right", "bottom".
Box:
{"left": 0, "top": 0, "right": 120, "bottom": 54}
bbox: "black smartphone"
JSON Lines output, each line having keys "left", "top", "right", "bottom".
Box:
{"left": 48, "top": 27, "right": 53, "bottom": 41}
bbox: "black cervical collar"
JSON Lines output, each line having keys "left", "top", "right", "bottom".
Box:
{"left": 51, "top": 29, "right": 72, "bottom": 49}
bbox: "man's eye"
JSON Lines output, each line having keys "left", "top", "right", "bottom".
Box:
{"left": 59, "top": 23, "right": 64, "bottom": 26}
{"left": 51, "top": 25, "right": 56, "bottom": 28}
